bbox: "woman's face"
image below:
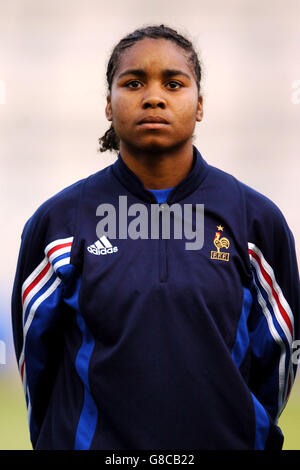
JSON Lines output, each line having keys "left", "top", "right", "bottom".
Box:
{"left": 106, "top": 38, "right": 203, "bottom": 153}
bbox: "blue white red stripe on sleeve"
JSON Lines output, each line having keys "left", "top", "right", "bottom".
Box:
{"left": 248, "top": 242, "right": 295, "bottom": 421}
{"left": 18, "top": 236, "right": 73, "bottom": 428}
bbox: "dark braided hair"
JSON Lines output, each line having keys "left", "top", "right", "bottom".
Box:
{"left": 98, "top": 24, "right": 202, "bottom": 153}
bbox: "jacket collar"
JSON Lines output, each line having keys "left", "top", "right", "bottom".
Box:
{"left": 111, "top": 145, "right": 210, "bottom": 204}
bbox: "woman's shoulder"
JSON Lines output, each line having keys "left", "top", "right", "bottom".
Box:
{"left": 206, "top": 161, "right": 285, "bottom": 222}
{"left": 26, "top": 177, "right": 85, "bottom": 229}
{"left": 26, "top": 164, "right": 114, "bottom": 229}
{"left": 235, "top": 177, "right": 286, "bottom": 224}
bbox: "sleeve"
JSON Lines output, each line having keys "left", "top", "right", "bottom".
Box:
{"left": 247, "top": 204, "right": 300, "bottom": 425}
{"left": 11, "top": 209, "right": 75, "bottom": 448}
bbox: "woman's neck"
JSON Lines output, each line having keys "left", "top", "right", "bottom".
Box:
{"left": 119, "top": 140, "right": 194, "bottom": 189}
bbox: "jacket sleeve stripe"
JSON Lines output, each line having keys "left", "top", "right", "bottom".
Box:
{"left": 22, "top": 262, "right": 52, "bottom": 305}
{"left": 21, "top": 257, "right": 49, "bottom": 297}
{"left": 52, "top": 255, "right": 71, "bottom": 271}
{"left": 18, "top": 237, "right": 73, "bottom": 407}
{"left": 248, "top": 242, "right": 294, "bottom": 342}
{"left": 44, "top": 236, "right": 74, "bottom": 253}
{"left": 21, "top": 238, "right": 73, "bottom": 306}
{"left": 19, "top": 276, "right": 62, "bottom": 379}
{"left": 46, "top": 241, "right": 73, "bottom": 260}
{"left": 251, "top": 274, "right": 288, "bottom": 418}
{"left": 248, "top": 242, "right": 295, "bottom": 419}
{"left": 22, "top": 262, "right": 53, "bottom": 318}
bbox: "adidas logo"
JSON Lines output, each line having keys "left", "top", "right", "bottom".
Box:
{"left": 87, "top": 236, "right": 118, "bottom": 256}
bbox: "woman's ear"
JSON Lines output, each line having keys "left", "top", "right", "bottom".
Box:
{"left": 105, "top": 95, "right": 113, "bottom": 121}
{"left": 196, "top": 94, "right": 203, "bottom": 122}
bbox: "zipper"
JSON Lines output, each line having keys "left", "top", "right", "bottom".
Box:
{"left": 159, "top": 203, "right": 168, "bottom": 283}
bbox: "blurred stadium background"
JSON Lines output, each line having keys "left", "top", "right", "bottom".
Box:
{"left": 0, "top": 0, "right": 299, "bottom": 450}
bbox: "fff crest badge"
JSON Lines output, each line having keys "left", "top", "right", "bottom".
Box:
{"left": 210, "top": 225, "right": 230, "bottom": 261}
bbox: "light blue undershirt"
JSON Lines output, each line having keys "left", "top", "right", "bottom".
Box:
{"left": 148, "top": 187, "right": 174, "bottom": 204}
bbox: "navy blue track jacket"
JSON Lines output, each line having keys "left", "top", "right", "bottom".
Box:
{"left": 11, "top": 146, "right": 300, "bottom": 450}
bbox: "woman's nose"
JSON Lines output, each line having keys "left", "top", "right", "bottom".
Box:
{"left": 141, "top": 86, "right": 167, "bottom": 109}
{"left": 142, "top": 98, "right": 166, "bottom": 109}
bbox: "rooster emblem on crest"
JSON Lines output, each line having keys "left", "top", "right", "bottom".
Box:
{"left": 214, "top": 225, "right": 230, "bottom": 252}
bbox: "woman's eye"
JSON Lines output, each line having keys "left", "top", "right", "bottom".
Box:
{"left": 124, "top": 80, "right": 182, "bottom": 89}
{"left": 126, "top": 81, "right": 142, "bottom": 89}
{"left": 167, "top": 81, "right": 182, "bottom": 89}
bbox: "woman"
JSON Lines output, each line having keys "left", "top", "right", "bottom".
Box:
{"left": 12, "top": 25, "right": 300, "bottom": 450}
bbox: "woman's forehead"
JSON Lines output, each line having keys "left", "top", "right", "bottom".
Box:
{"left": 114, "top": 38, "right": 192, "bottom": 77}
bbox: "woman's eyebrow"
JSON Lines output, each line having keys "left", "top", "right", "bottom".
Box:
{"left": 163, "top": 69, "right": 191, "bottom": 80}
{"left": 117, "top": 68, "right": 191, "bottom": 80}
{"left": 117, "top": 69, "right": 146, "bottom": 79}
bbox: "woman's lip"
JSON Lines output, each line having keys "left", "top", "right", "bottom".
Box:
{"left": 138, "top": 122, "right": 170, "bottom": 128}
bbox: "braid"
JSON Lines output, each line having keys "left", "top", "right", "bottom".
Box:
{"left": 98, "top": 24, "right": 202, "bottom": 153}
{"left": 99, "top": 124, "right": 120, "bottom": 152}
